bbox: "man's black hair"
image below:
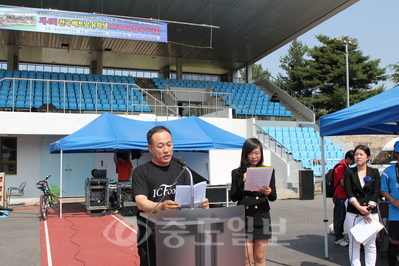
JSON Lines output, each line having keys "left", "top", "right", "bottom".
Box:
{"left": 345, "top": 150, "right": 354, "bottom": 160}
{"left": 146, "top": 126, "right": 172, "bottom": 145}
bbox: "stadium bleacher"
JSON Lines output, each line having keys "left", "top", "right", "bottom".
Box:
{"left": 0, "top": 69, "right": 151, "bottom": 112}
{"left": 261, "top": 126, "right": 343, "bottom": 175}
{"left": 1, "top": 69, "right": 293, "bottom": 117}
{"left": 152, "top": 77, "right": 293, "bottom": 117}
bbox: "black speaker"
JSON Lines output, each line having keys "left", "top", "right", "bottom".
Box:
{"left": 298, "top": 170, "right": 314, "bottom": 200}
{"left": 121, "top": 201, "right": 138, "bottom": 216}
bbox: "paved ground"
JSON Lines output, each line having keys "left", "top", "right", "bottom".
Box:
{"left": 120, "top": 190, "right": 390, "bottom": 266}
{"left": 0, "top": 190, "right": 391, "bottom": 266}
{"left": 0, "top": 207, "right": 41, "bottom": 266}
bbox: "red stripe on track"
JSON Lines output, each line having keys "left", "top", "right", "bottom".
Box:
{"left": 40, "top": 203, "right": 140, "bottom": 266}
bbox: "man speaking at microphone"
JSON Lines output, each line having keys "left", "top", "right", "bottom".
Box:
{"left": 132, "top": 125, "right": 209, "bottom": 266}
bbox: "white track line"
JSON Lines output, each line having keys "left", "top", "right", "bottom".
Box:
{"left": 43, "top": 219, "right": 53, "bottom": 266}
{"left": 111, "top": 215, "right": 138, "bottom": 233}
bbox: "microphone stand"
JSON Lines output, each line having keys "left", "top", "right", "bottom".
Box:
{"left": 183, "top": 166, "right": 195, "bottom": 210}
{"left": 177, "top": 157, "right": 195, "bottom": 210}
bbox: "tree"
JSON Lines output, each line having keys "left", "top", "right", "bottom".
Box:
{"left": 239, "top": 63, "right": 271, "bottom": 83}
{"left": 389, "top": 61, "right": 399, "bottom": 86}
{"left": 279, "top": 35, "right": 387, "bottom": 118}
{"left": 278, "top": 39, "right": 310, "bottom": 96}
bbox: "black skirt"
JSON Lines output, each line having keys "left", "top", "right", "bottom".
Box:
{"left": 245, "top": 211, "right": 272, "bottom": 240}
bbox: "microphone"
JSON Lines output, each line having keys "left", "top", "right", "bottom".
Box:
{"left": 177, "top": 157, "right": 187, "bottom": 167}
{"left": 177, "top": 157, "right": 194, "bottom": 209}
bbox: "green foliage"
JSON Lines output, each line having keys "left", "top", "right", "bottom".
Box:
{"left": 278, "top": 35, "right": 388, "bottom": 119}
{"left": 187, "top": 107, "right": 201, "bottom": 117}
{"left": 279, "top": 39, "right": 311, "bottom": 96}
{"left": 239, "top": 63, "right": 271, "bottom": 82}
{"left": 389, "top": 62, "right": 399, "bottom": 86}
{"left": 49, "top": 183, "right": 61, "bottom": 197}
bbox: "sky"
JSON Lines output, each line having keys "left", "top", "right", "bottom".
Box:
{"left": 258, "top": 0, "right": 399, "bottom": 90}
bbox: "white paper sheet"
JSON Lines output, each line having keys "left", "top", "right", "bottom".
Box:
{"left": 349, "top": 215, "right": 384, "bottom": 244}
{"left": 175, "top": 181, "right": 207, "bottom": 208}
{"left": 244, "top": 167, "right": 273, "bottom": 191}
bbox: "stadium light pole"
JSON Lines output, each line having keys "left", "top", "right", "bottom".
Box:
{"left": 336, "top": 36, "right": 358, "bottom": 107}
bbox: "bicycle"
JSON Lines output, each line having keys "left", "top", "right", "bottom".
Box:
{"left": 36, "top": 175, "right": 60, "bottom": 220}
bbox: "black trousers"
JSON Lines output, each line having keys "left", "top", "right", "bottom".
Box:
{"left": 138, "top": 244, "right": 156, "bottom": 266}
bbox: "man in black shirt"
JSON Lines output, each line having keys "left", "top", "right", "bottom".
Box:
{"left": 132, "top": 126, "right": 209, "bottom": 266}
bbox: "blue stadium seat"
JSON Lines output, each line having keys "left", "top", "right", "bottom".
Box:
{"left": 69, "top": 103, "right": 77, "bottom": 109}
{"left": 302, "top": 160, "right": 312, "bottom": 169}
{"left": 85, "top": 103, "right": 94, "bottom": 110}
{"left": 304, "top": 138, "right": 313, "bottom": 145}
{"left": 101, "top": 104, "right": 110, "bottom": 110}
{"left": 282, "top": 138, "right": 291, "bottom": 145}
{"left": 134, "top": 106, "right": 144, "bottom": 112}
{"left": 15, "top": 100, "right": 25, "bottom": 108}
{"left": 313, "top": 165, "right": 322, "bottom": 177}
{"left": 326, "top": 145, "right": 335, "bottom": 152}
{"left": 292, "top": 151, "right": 301, "bottom": 161}
{"left": 291, "top": 145, "right": 299, "bottom": 152}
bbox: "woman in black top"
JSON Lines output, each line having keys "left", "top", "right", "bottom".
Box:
{"left": 344, "top": 144, "right": 380, "bottom": 266}
{"left": 230, "top": 138, "right": 277, "bottom": 266}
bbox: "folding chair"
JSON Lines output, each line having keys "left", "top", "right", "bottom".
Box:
{"left": 378, "top": 201, "right": 389, "bottom": 258}
{"left": 7, "top": 182, "right": 26, "bottom": 206}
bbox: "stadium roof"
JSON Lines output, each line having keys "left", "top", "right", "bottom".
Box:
{"left": 0, "top": 0, "right": 358, "bottom": 75}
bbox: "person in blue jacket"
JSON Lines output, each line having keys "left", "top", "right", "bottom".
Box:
{"left": 381, "top": 141, "right": 399, "bottom": 266}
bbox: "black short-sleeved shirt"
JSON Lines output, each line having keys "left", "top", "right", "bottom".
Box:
{"left": 132, "top": 160, "right": 190, "bottom": 202}
{"left": 132, "top": 160, "right": 190, "bottom": 248}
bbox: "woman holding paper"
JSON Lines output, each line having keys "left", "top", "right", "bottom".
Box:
{"left": 230, "top": 138, "right": 277, "bottom": 266}
{"left": 344, "top": 144, "right": 381, "bottom": 266}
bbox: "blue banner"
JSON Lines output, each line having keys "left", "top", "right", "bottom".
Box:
{"left": 0, "top": 5, "right": 168, "bottom": 42}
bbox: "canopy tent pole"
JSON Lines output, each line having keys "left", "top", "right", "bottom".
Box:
{"left": 321, "top": 137, "right": 329, "bottom": 258}
{"left": 59, "top": 150, "right": 63, "bottom": 219}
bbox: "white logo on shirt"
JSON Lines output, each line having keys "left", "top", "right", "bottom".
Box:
{"left": 153, "top": 184, "right": 176, "bottom": 198}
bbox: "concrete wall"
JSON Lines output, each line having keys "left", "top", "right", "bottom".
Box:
{"left": 7, "top": 137, "right": 43, "bottom": 204}
{"left": 256, "top": 79, "right": 315, "bottom": 122}
{"left": 337, "top": 135, "right": 395, "bottom": 158}
{"left": 169, "top": 87, "right": 212, "bottom": 102}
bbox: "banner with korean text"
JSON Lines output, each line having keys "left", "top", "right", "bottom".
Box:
{"left": 0, "top": 5, "right": 167, "bottom": 42}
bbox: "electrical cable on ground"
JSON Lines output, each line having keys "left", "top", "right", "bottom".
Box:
{"left": 64, "top": 216, "right": 86, "bottom": 266}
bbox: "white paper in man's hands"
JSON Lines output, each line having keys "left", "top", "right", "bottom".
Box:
{"left": 244, "top": 167, "right": 273, "bottom": 191}
{"left": 175, "top": 181, "right": 207, "bottom": 208}
{"left": 349, "top": 215, "right": 384, "bottom": 244}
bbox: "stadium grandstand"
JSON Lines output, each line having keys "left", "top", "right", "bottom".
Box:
{"left": 0, "top": 0, "right": 359, "bottom": 204}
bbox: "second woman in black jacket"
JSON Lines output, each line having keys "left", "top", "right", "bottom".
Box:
{"left": 344, "top": 144, "right": 381, "bottom": 266}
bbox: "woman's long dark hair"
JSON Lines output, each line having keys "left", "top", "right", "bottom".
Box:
{"left": 237, "top": 138, "right": 264, "bottom": 175}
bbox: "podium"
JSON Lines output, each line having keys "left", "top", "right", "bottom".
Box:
{"left": 141, "top": 206, "right": 245, "bottom": 266}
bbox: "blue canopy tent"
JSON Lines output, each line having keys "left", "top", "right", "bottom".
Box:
{"left": 50, "top": 112, "right": 245, "bottom": 153}
{"left": 318, "top": 85, "right": 399, "bottom": 258}
{"left": 50, "top": 112, "right": 246, "bottom": 217}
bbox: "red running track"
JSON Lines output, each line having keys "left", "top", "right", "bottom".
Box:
{"left": 40, "top": 203, "right": 140, "bottom": 266}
